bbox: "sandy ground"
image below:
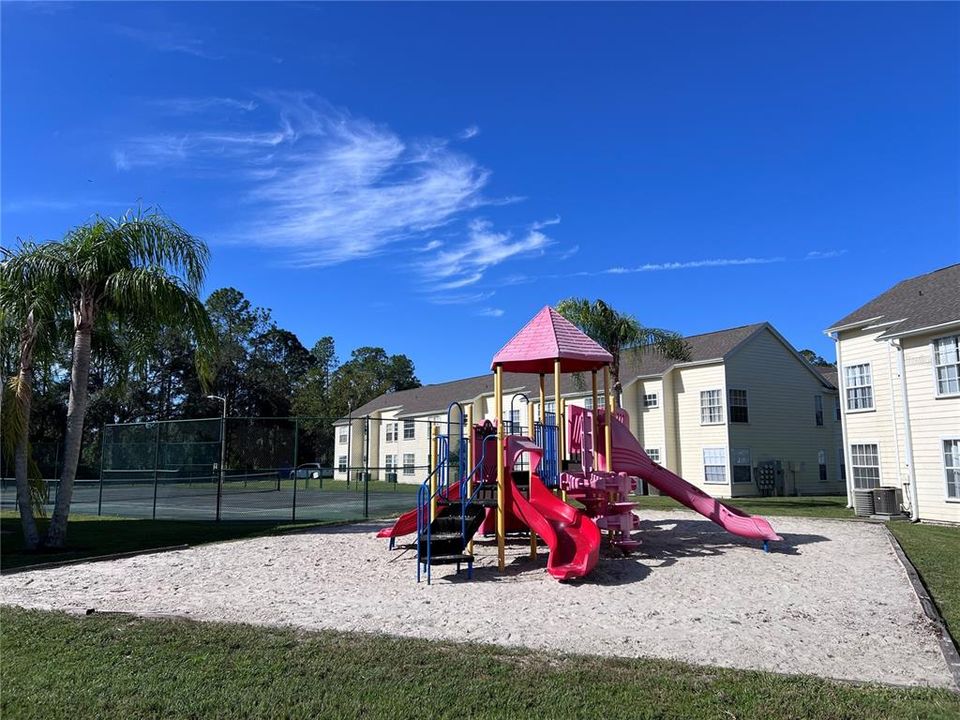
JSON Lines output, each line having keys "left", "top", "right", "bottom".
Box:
{"left": 2, "top": 510, "right": 953, "bottom": 689}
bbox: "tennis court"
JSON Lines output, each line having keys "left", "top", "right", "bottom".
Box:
{"left": 0, "top": 473, "right": 418, "bottom": 523}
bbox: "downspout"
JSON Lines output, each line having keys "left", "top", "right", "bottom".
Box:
{"left": 891, "top": 339, "right": 921, "bottom": 522}
{"left": 885, "top": 342, "right": 903, "bottom": 500}
{"left": 830, "top": 331, "right": 855, "bottom": 508}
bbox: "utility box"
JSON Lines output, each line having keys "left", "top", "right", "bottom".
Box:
{"left": 756, "top": 460, "right": 783, "bottom": 496}
{"left": 872, "top": 487, "right": 899, "bottom": 516}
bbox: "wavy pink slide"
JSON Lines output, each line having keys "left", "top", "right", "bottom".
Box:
{"left": 606, "top": 416, "right": 782, "bottom": 543}
{"left": 506, "top": 438, "right": 601, "bottom": 580}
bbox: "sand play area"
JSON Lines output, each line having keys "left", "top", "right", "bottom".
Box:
{"left": 1, "top": 510, "right": 953, "bottom": 689}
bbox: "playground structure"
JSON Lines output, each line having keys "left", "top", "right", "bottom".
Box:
{"left": 378, "top": 306, "right": 781, "bottom": 583}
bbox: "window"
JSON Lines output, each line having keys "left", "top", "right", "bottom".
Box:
{"left": 933, "top": 335, "right": 960, "bottom": 396}
{"left": 403, "top": 453, "right": 415, "bottom": 475}
{"left": 583, "top": 396, "right": 593, "bottom": 410}
{"left": 385, "top": 454, "right": 395, "bottom": 470}
{"left": 703, "top": 448, "right": 727, "bottom": 484}
{"left": 728, "top": 390, "right": 748, "bottom": 423}
{"left": 544, "top": 401, "right": 556, "bottom": 415}
{"left": 509, "top": 409, "right": 521, "bottom": 433}
{"left": 838, "top": 448, "right": 846, "bottom": 482}
{"left": 845, "top": 363, "right": 874, "bottom": 411}
{"left": 835, "top": 396, "right": 842, "bottom": 422}
{"left": 337, "top": 456, "right": 347, "bottom": 473}
{"left": 643, "top": 393, "right": 659, "bottom": 409}
{"left": 850, "top": 444, "right": 880, "bottom": 489}
{"left": 814, "top": 395, "right": 824, "bottom": 427}
{"left": 646, "top": 448, "right": 660, "bottom": 463}
{"left": 731, "top": 448, "right": 752, "bottom": 483}
{"left": 818, "top": 450, "right": 827, "bottom": 482}
{"left": 700, "top": 390, "right": 724, "bottom": 424}
{"left": 944, "top": 439, "right": 960, "bottom": 500}
{"left": 338, "top": 427, "right": 348, "bottom": 443}
{"left": 385, "top": 422, "right": 398, "bottom": 442}
{"left": 403, "top": 419, "right": 415, "bottom": 440}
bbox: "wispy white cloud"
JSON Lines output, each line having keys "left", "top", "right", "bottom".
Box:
{"left": 531, "top": 215, "right": 561, "bottom": 230}
{"left": 111, "top": 93, "right": 565, "bottom": 289}
{"left": 459, "top": 125, "right": 480, "bottom": 140}
{"left": 419, "top": 218, "right": 553, "bottom": 295}
{"left": 600, "top": 256, "right": 785, "bottom": 274}
{"left": 476, "top": 307, "right": 504, "bottom": 318}
{"left": 556, "top": 244, "right": 580, "bottom": 261}
{"left": 149, "top": 97, "right": 258, "bottom": 115}
{"left": 3, "top": 197, "right": 128, "bottom": 213}
{"left": 110, "top": 24, "right": 219, "bottom": 59}
{"left": 428, "top": 291, "right": 495, "bottom": 305}
{"left": 805, "top": 249, "right": 847, "bottom": 260}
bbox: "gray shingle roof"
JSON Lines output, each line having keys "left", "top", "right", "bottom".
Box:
{"left": 827, "top": 264, "right": 960, "bottom": 338}
{"left": 816, "top": 367, "right": 838, "bottom": 389}
{"left": 342, "top": 323, "right": 768, "bottom": 421}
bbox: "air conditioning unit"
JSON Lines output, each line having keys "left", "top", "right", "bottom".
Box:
{"left": 872, "top": 487, "right": 899, "bottom": 516}
{"left": 853, "top": 489, "right": 875, "bottom": 517}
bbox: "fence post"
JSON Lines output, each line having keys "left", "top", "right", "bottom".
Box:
{"left": 152, "top": 421, "right": 161, "bottom": 520}
{"left": 215, "top": 413, "right": 226, "bottom": 522}
{"left": 291, "top": 418, "right": 299, "bottom": 522}
{"left": 97, "top": 425, "right": 106, "bottom": 516}
{"left": 363, "top": 416, "right": 370, "bottom": 518}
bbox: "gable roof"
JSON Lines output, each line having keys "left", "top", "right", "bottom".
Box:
{"left": 826, "top": 264, "right": 960, "bottom": 338}
{"left": 816, "top": 366, "right": 838, "bottom": 389}
{"left": 491, "top": 306, "right": 613, "bottom": 373}
{"left": 339, "top": 322, "right": 771, "bottom": 421}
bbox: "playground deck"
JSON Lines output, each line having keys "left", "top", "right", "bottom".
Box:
{"left": 1, "top": 509, "right": 952, "bottom": 689}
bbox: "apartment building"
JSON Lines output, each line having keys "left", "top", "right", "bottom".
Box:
{"left": 826, "top": 264, "right": 960, "bottom": 523}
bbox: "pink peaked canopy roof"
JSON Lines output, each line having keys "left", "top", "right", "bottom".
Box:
{"left": 491, "top": 306, "right": 613, "bottom": 374}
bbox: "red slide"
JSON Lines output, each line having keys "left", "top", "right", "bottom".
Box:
{"left": 605, "top": 415, "right": 781, "bottom": 543}
{"left": 376, "top": 482, "right": 462, "bottom": 539}
{"left": 507, "top": 438, "right": 601, "bottom": 580}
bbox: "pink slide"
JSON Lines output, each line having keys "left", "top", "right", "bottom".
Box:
{"left": 506, "top": 438, "right": 601, "bottom": 580}
{"left": 605, "top": 416, "right": 782, "bottom": 543}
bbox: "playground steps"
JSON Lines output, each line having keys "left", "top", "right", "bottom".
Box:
{"left": 419, "top": 503, "right": 486, "bottom": 569}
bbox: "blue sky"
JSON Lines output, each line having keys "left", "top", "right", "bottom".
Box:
{"left": 3, "top": 2, "right": 958, "bottom": 383}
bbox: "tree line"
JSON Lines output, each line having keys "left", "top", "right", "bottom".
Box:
{"left": 1, "top": 209, "right": 418, "bottom": 551}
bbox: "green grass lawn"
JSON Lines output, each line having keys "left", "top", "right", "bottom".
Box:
{"left": 889, "top": 522, "right": 960, "bottom": 642}
{"left": 632, "top": 493, "right": 855, "bottom": 519}
{"left": 2, "top": 607, "right": 957, "bottom": 720}
{"left": 0, "top": 512, "right": 333, "bottom": 571}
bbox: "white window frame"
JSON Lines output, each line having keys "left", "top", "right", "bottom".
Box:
{"left": 943, "top": 437, "right": 960, "bottom": 502}
{"left": 643, "top": 393, "right": 659, "bottom": 409}
{"left": 385, "top": 422, "right": 398, "bottom": 443}
{"left": 731, "top": 448, "right": 752, "bottom": 484}
{"left": 932, "top": 334, "right": 960, "bottom": 398}
{"left": 700, "top": 390, "right": 725, "bottom": 425}
{"left": 850, "top": 443, "right": 881, "bottom": 490}
{"left": 337, "top": 455, "right": 347, "bottom": 473}
{"left": 544, "top": 401, "right": 556, "bottom": 415}
{"left": 703, "top": 447, "right": 728, "bottom": 484}
{"left": 337, "top": 427, "right": 348, "bottom": 444}
{"left": 583, "top": 396, "right": 593, "bottom": 410}
{"left": 402, "top": 453, "right": 415, "bottom": 476}
{"left": 844, "top": 363, "right": 875, "bottom": 412}
{"left": 402, "top": 419, "right": 415, "bottom": 440}
{"left": 817, "top": 449, "right": 827, "bottom": 482}
{"left": 645, "top": 448, "right": 660, "bottom": 463}
{"left": 728, "top": 389, "right": 749, "bottom": 424}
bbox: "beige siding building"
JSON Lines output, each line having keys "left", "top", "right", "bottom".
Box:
{"left": 826, "top": 264, "right": 960, "bottom": 523}
{"left": 335, "top": 323, "right": 844, "bottom": 499}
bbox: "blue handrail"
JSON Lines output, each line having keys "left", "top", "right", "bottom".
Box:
{"left": 416, "top": 434, "right": 449, "bottom": 584}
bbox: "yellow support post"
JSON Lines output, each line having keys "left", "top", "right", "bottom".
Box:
{"left": 466, "top": 405, "right": 474, "bottom": 556}
{"left": 554, "top": 359, "right": 562, "bottom": 493}
{"left": 527, "top": 393, "right": 537, "bottom": 559}
{"left": 430, "top": 424, "right": 439, "bottom": 522}
{"left": 559, "top": 397, "right": 568, "bottom": 502}
{"left": 495, "top": 366, "right": 505, "bottom": 572}
{"left": 591, "top": 370, "right": 599, "bottom": 469}
{"left": 603, "top": 366, "right": 613, "bottom": 472}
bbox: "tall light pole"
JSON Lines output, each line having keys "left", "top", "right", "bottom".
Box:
{"left": 206, "top": 395, "right": 227, "bottom": 521}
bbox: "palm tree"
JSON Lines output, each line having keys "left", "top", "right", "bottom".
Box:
{"left": 555, "top": 297, "right": 690, "bottom": 407}
{"left": 19, "top": 209, "right": 215, "bottom": 547}
{"left": 0, "top": 242, "right": 64, "bottom": 549}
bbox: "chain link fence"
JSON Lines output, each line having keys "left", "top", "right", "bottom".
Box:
{"left": 1, "top": 415, "right": 425, "bottom": 524}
